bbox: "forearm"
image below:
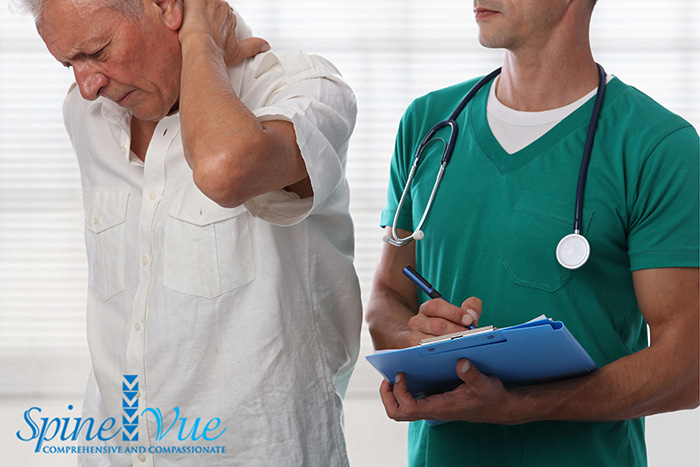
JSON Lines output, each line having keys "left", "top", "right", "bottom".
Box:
{"left": 366, "top": 231, "right": 421, "bottom": 350}
{"left": 180, "top": 34, "right": 258, "bottom": 175}
{"left": 366, "top": 285, "right": 416, "bottom": 350}
{"left": 505, "top": 329, "right": 698, "bottom": 424}
{"left": 179, "top": 34, "right": 305, "bottom": 207}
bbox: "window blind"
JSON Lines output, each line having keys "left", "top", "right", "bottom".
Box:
{"left": 0, "top": 0, "right": 698, "bottom": 377}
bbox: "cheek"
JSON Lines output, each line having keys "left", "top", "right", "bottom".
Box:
{"left": 153, "top": 50, "right": 182, "bottom": 101}
{"left": 526, "top": 1, "right": 566, "bottom": 29}
{"left": 113, "top": 54, "right": 162, "bottom": 96}
{"left": 106, "top": 50, "right": 144, "bottom": 84}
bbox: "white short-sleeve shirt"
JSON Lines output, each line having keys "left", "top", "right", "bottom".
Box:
{"left": 63, "top": 46, "right": 362, "bottom": 467}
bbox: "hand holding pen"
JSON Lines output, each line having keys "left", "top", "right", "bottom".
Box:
{"left": 402, "top": 265, "right": 481, "bottom": 346}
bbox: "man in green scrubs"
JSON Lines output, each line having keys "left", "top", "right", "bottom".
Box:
{"left": 366, "top": 1, "right": 699, "bottom": 466}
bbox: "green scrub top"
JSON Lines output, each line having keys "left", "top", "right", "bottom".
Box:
{"left": 381, "top": 75, "right": 699, "bottom": 467}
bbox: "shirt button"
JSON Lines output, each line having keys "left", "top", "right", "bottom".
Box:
{"left": 142, "top": 256, "right": 150, "bottom": 266}
{"left": 120, "top": 146, "right": 128, "bottom": 155}
{"left": 135, "top": 322, "right": 142, "bottom": 331}
{"left": 136, "top": 391, "right": 141, "bottom": 398}
{"left": 93, "top": 217, "right": 99, "bottom": 225}
{"left": 149, "top": 191, "right": 158, "bottom": 201}
{"left": 138, "top": 453, "right": 146, "bottom": 462}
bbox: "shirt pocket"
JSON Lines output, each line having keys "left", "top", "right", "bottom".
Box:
{"left": 163, "top": 184, "right": 256, "bottom": 299}
{"left": 84, "top": 187, "right": 130, "bottom": 302}
{"left": 503, "top": 190, "right": 594, "bottom": 293}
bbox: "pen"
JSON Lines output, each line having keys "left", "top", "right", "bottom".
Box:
{"left": 402, "top": 265, "right": 476, "bottom": 330}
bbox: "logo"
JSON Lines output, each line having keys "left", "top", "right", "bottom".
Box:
{"left": 16, "top": 374, "right": 227, "bottom": 455}
{"left": 122, "top": 375, "right": 139, "bottom": 442}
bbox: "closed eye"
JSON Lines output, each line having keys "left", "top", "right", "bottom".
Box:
{"left": 89, "top": 46, "right": 106, "bottom": 59}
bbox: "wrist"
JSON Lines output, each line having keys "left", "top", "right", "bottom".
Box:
{"left": 179, "top": 30, "right": 222, "bottom": 59}
{"left": 504, "top": 386, "right": 548, "bottom": 425}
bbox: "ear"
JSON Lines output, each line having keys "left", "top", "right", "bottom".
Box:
{"left": 153, "top": 0, "right": 182, "bottom": 31}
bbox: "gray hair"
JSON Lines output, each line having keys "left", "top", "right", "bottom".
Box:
{"left": 10, "top": 0, "right": 144, "bottom": 21}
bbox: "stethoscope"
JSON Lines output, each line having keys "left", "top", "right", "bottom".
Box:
{"left": 386, "top": 64, "right": 606, "bottom": 270}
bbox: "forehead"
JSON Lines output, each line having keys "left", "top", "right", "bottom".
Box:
{"left": 36, "top": 0, "right": 129, "bottom": 57}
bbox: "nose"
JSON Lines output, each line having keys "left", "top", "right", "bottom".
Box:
{"left": 73, "top": 63, "right": 108, "bottom": 101}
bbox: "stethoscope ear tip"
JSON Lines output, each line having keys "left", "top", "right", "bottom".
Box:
{"left": 414, "top": 230, "right": 424, "bottom": 240}
{"left": 383, "top": 232, "right": 419, "bottom": 247}
{"left": 383, "top": 233, "right": 406, "bottom": 245}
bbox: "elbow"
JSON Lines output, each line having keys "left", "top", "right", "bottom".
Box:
{"left": 668, "top": 368, "right": 700, "bottom": 412}
{"left": 684, "top": 378, "right": 700, "bottom": 411}
{"left": 192, "top": 151, "right": 248, "bottom": 208}
{"left": 364, "top": 295, "right": 383, "bottom": 339}
{"left": 684, "top": 351, "right": 700, "bottom": 410}
{"left": 365, "top": 312, "right": 380, "bottom": 343}
{"left": 189, "top": 131, "right": 274, "bottom": 208}
{"left": 365, "top": 316, "right": 387, "bottom": 351}
{"left": 365, "top": 307, "right": 383, "bottom": 340}
{"left": 365, "top": 298, "right": 399, "bottom": 351}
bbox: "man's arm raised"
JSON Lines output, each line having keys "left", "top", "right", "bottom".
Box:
{"left": 177, "top": 0, "right": 311, "bottom": 208}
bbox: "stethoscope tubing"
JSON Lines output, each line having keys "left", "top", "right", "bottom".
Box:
{"left": 388, "top": 64, "right": 607, "bottom": 264}
{"left": 574, "top": 63, "right": 606, "bottom": 234}
{"left": 387, "top": 69, "right": 502, "bottom": 247}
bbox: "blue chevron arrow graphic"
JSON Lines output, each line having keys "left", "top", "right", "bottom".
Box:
{"left": 123, "top": 414, "right": 138, "bottom": 425}
{"left": 122, "top": 375, "right": 140, "bottom": 442}
{"left": 123, "top": 375, "right": 137, "bottom": 385}
{"left": 122, "top": 381, "right": 139, "bottom": 392}
{"left": 122, "top": 398, "right": 139, "bottom": 409}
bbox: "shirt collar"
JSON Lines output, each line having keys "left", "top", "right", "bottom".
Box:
{"left": 89, "top": 96, "right": 131, "bottom": 126}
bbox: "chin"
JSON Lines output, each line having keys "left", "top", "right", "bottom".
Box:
{"left": 130, "top": 107, "right": 168, "bottom": 123}
{"left": 478, "top": 32, "right": 509, "bottom": 50}
{"left": 133, "top": 99, "right": 178, "bottom": 122}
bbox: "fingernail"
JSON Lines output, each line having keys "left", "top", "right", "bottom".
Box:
{"left": 261, "top": 43, "right": 271, "bottom": 52}
{"left": 462, "top": 309, "right": 478, "bottom": 326}
{"left": 395, "top": 373, "right": 402, "bottom": 383}
{"left": 460, "top": 360, "right": 471, "bottom": 374}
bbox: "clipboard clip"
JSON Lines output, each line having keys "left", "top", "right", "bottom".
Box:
{"left": 420, "top": 325, "right": 495, "bottom": 345}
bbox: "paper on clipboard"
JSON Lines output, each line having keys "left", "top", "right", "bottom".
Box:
{"left": 366, "top": 316, "right": 598, "bottom": 399}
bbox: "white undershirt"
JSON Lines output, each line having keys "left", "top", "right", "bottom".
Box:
{"left": 487, "top": 75, "right": 612, "bottom": 154}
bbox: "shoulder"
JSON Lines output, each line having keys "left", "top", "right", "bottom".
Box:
{"left": 603, "top": 77, "right": 697, "bottom": 143}
{"left": 595, "top": 77, "right": 699, "bottom": 179}
{"left": 395, "top": 77, "right": 486, "bottom": 140}
{"left": 231, "top": 49, "right": 356, "bottom": 125}
{"left": 407, "top": 77, "right": 484, "bottom": 116}
{"left": 234, "top": 49, "right": 353, "bottom": 95}
{"left": 249, "top": 49, "right": 342, "bottom": 79}
{"left": 62, "top": 82, "right": 83, "bottom": 115}
{"left": 62, "top": 82, "right": 87, "bottom": 135}
{"left": 62, "top": 82, "right": 114, "bottom": 127}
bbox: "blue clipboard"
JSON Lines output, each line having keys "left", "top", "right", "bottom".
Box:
{"left": 366, "top": 317, "right": 598, "bottom": 399}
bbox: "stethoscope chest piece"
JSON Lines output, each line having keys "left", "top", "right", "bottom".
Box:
{"left": 556, "top": 233, "right": 590, "bottom": 270}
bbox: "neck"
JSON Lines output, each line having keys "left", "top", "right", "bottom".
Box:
{"left": 495, "top": 8, "right": 598, "bottom": 111}
{"left": 130, "top": 117, "right": 158, "bottom": 162}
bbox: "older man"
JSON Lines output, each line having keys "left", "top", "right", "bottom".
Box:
{"left": 367, "top": 0, "right": 699, "bottom": 466}
{"left": 21, "top": 0, "right": 362, "bottom": 465}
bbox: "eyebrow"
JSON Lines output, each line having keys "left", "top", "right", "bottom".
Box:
{"left": 62, "top": 39, "right": 109, "bottom": 63}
